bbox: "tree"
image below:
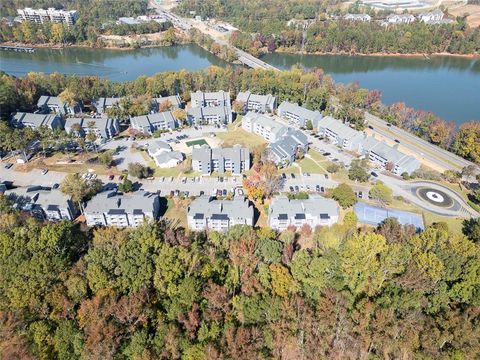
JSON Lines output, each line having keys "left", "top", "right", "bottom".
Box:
{"left": 119, "top": 176, "right": 133, "bottom": 193}
{"left": 462, "top": 218, "right": 480, "bottom": 243}
{"left": 128, "top": 162, "right": 150, "bottom": 179}
{"left": 332, "top": 183, "right": 356, "bottom": 208}
{"left": 60, "top": 173, "right": 101, "bottom": 212}
{"left": 452, "top": 122, "right": 480, "bottom": 164}
{"left": 59, "top": 88, "right": 78, "bottom": 109}
{"left": 269, "top": 263, "right": 294, "bottom": 298}
{"left": 305, "top": 120, "right": 313, "bottom": 130}
{"left": 97, "top": 150, "right": 114, "bottom": 167}
{"left": 369, "top": 182, "right": 393, "bottom": 206}
{"left": 172, "top": 108, "right": 187, "bottom": 124}
{"left": 348, "top": 159, "right": 369, "bottom": 182}
{"left": 461, "top": 165, "right": 478, "bottom": 179}
{"left": 232, "top": 100, "right": 245, "bottom": 114}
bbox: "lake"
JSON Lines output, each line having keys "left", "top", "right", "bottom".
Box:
{"left": 261, "top": 53, "right": 480, "bottom": 124}
{"left": 0, "top": 44, "right": 229, "bottom": 81}
{"left": 1, "top": 44, "right": 479, "bottom": 124}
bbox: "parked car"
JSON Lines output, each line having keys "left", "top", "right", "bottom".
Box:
{"left": 282, "top": 173, "right": 287, "bottom": 179}
{"left": 182, "top": 177, "right": 187, "bottom": 184}
{"left": 358, "top": 191, "right": 363, "bottom": 198}
{"left": 4, "top": 163, "right": 13, "bottom": 169}
{"left": 222, "top": 189, "right": 227, "bottom": 196}
{"left": 371, "top": 171, "right": 378, "bottom": 177}
{"left": 291, "top": 173, "right": 295, "bottom": 179}
{"left": 316, "top": 184, "right": 320, "bottom": 192}
{"left": 52, "top": 183, "right": 60, "bottom": 189}
{"left": 368, "top": 125, "right": 374, "bottom": 130}
{"left": 386, "top": 123, "right": 392, "bottom": 127}
{"left": 40, "top": 168, "right": 48, "bottom": 175}
{"left": 108, "top": 174, "right": 114, "bottom": 180}
{"left": 305, "top": 172, "right": 310, "bottom": 177}
{"left": 289, "top": 186, "right": 294, "bottom": 192}
{"left": 394, "top": 139, "right": 400, "bottom": 143}
{"left": 323, "top": 152, "right": 331, "bottom": 156}
{"left": 199, "top": 191, "right": 204, "bottom": 196}
{"left": 294, "top": 185, "right": 299, "bottom": 192}
{"left": 216, "top": 189, "right": 222, "bottom": 197}
{"left": 170, "top": 190, "right": 174, "bottom": 197}
{"left": 321, "top": 186, "right": 325, "bottom": 193}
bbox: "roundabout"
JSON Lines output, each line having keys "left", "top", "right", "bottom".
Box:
{"left": 416, "top": 187, "right": 454, "bottom": 208}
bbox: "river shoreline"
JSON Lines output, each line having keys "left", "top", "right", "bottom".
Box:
{"left": 2, "top": 40, "right": 478, "bottom": 59}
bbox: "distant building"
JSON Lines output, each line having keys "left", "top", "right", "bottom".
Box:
{"left": 37, "top": 95, "right": 80, "bottom": 115}
{"left": 93, "top": 97, "right": 122, "bottom": 114}
{"left": 235, "top": 91, "right": 276, "bottom": 113}
{"left": 192, "top": 144, "right": 250, "bottom": 175}
{"left": 268, "top": 128, "right": 309, "bottom": 166}
{"left": 190, "top": 90, "right": 230, "bottom": 108}
{"left": 5, "top": 186, "right": 76, "bottom": 221}
{"left": 317, "top": 116, "right": 365, "bottom": 151}
{"left": 84, "top": 190, "right": 161, "bottom": 228}
{"left": 130, "top": 111, "right": 177, "bottom": 134}
{"left": 11, "top": 112, "right": 63, "bottom": 130}
{"left": 187, "top": 196, "right": 254, "bottom": 231}
{"left": 64, "top": 117, "right": 120, "bottom": 139}
{"left": 268, "top": 195, "right": 340, "bottom": 230}
{"left": 187, "top": 106, "right": 232, "bottom": 125}
{"left": 344, "top": 13, "right": 371, "bottom": 22}
{"left": 17, "top": 7, "right": 78, "bottom": 25}
{"left": 386, "top": 14, "right": 415, "bottom": 24}
{"left": 242, "top": 112, "right": 286, "bottom": 142}
{"left": 418, "top": 9, "right": 452, "bottom": 24}
{"left": 153, "top": 95, "right": 184, "bottom": 111}
{"left": 277, "top": 101, "right": 323, "bottom": 128}
{"left": 360, "top": 136, "right": 420, "bottom": 175}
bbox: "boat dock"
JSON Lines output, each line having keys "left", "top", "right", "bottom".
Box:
{"left": 0, "top": 45, "right": 35, "bottom": 53}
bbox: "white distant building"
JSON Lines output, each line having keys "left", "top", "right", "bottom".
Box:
{"left": 153, "top": 95, "right": 184, "bottom": 111}
{"left": 17, "top": 7, "right": 78, "bottom": 25}
{"left": 84, "top": 191, "right": 161, "bottom": 228}
{"left": 418, "top": 9, "right": 452, "bottom": 24}
{"left": 37, "top": 95, "right": 80, "bottom": 115}
{"left": 187, "top": 196, "right": 254, "bottom": 231}
{"left": 344, "top": 14, "right": 371, "bottom": 22}
{"left": 192, "top": 144, "right": 250, "bottom": 175}
{"left": 93, "top": 97, "right": 122, "bottom": 114}
{"left": 235, "top": 91, "right": 276, "bottom": 113}
{"left": 187, "top": 106, "right": 232, "bottom": 125}
{"left": 268, "top": 195, "right": 340, "bottom": 230}
{"left": 317, "top": 116, "right": 365, "bottom": 151}
{"left": 386, "top": 14, "right": 415, "bottom": 24}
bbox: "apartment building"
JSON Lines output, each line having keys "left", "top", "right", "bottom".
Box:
{"left": 386, "top": 14, "right": 415, "bottom": 24}
{"left": 17, "top": 7, "right": 78, "bottom": 25}
{"left": 317, "top": 116, "right": 364, "bottom": 151}
{"left": 235, "top": 91, "right": 276, "bottom": 113}
{"left": 64, "top": 117, "right": 120, "bottom": 139}
{"left": 192, "top": 144, "right": 250, "bottom": 175}
{"left": 187, "top": 106, "right": 232, "bottom": 125}
{"left": 93, "top": 97, "right": 122, "bottom": 114}
{"left": 277, "top": 101, "right": 323, "bottom": 128}
{"left": 360, "top": 136, "right": 421, "bottom": 175}
{"left": 130, "top": 111, "right": 177, "bottom": 134}
{"left": 153, "top": 95, "right": 183, "bottom": 111}
{"left": 242, "top": 112, "right": 287, "bottom": 142}
{"left": 344, "top": 13, "right": 371, "bottom": 22}
{"left": 84, "top": 191, "right": 160, "bottom": 228}
{"left": 37, "top": 95, "right": 80, "bottom": 115}
{"left": 5, "top": 186, "right": 75, "bottom": 221}
{"left": 11, "top": 112, "right": 63, "bottom": 130}
{"left": 190, "top": 90, "right": 230, "bottom": 107}
{"left": 147, "top": 141, "right": 184, "bottom": 168}
{"left": 187, "top": 196, "right": 254, "bottom": 231}
{"left": 268, "top": 195, "right": 339, "bottom": 230}
{"left": 268, "top": 128, "right": 309, "bottom": 166}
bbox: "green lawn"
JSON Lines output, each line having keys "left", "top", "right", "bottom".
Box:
{"left": 216, "top": 128, "right": 267, "bottom": 149}
{"left": 307, "top": 149, "right": 328, "bottom": 163}
{"left": 298, "top": 157, "right": 326, "bottom": 174}
{"left": 423, "top": 212, "right": 464, "bottom": 235}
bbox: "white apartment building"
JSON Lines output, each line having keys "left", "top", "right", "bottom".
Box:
{"left": 190, "top": 90, "right": 231, "bottom": 108}
{"left": 242, "top": 112, "right": 287, "bottom": 143}
{"left": 17, "top": 8, "right": 78, "bottom": 25}
{"left": 235, "top": 91, "right": 276, "bottom": 113}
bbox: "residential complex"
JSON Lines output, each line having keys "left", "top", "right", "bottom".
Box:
{"left": 37, "top": 95, "right": 79, "bottom": 115}
{"left": 130, "top": 111, "right": 177, "bottom": 134}
{"left": 344, "top": 13, "right": 371, "bottom": 22}
{"left": 192, "top": 144, "right": 250, "bottom": 175}
{"left": 93, "top": 97, "right": 122, "bottom": 114}
{"left": 64, "top": 117, "right": 120, "bottom": 139}
{"left": 187, "top": 196, "right": 254, "bottom": 231}
{"left": 84, "top": 191, "right": 160, "bottom": 228}
{"left": 235, "top": 91, "right": 276, "bottom": 113}
{"left": 317, "top": 116, "right": 364, "bottom": 151}
{"left": 242, "top": 112, "right": 286, "bottom": 142}
{"left": 190, "top": 90, "right": 230, "bottom": 108}
{"left": 278, "top": 101, "right": 323, "bottom": 128}
{"left": 11, "top": 112, "right": 63, "bottom": 130}
{"left": 5, "top": 186, "right": 76, "bottom": 221}
{"left": 385, "top": 14, "right": 415, "bottom": 24}
{"left": 187, "top": 106, "right": 232, "bottom": 125}
{"left": 17, "top": 7, "right": 78, "bottom": 25}
{"left": 268, "top": 195, "right": 340, "bottom": 230}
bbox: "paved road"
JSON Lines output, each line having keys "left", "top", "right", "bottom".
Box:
{"left": 365, "top": 113, "right": 474, "bottom": 172}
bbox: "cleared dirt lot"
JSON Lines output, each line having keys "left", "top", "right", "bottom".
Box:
{"left": 448, "top": 4, "right": 480, "bottom": 27}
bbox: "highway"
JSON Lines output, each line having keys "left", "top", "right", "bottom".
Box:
{"left": 365, "top": 113, "right": 475, "bottom": 172}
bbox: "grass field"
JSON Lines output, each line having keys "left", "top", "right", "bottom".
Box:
{"left": 186, "top": 139, "right": 208, "bottom": 147}
{"left": 423, "top": 212, "right": 464, "bottom": 235}
{"left": 216, "top": 128, "right": 267, "bottom": 149}
{"left": 298, "top": 157, "right": 326, "bottom": 174}
{"left": 164, "top": 198, "right": 191, "bottom": 228}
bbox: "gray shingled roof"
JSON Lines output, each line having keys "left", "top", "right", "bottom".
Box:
{"left": 188, "top": 196, "right": 253, "bottom": 221}
{"left": 85, "top": 190, "right": 158, "bottom": 214}
{"left": 269, "top": 195, "right": 339, "bottom": 220}
{"left": 11, "top": 112, "right": 61, "bottom": 129}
